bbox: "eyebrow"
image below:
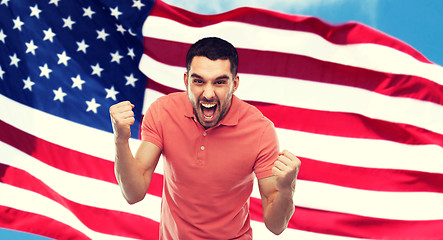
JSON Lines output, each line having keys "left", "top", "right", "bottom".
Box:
{"left": 190, "top": 73, "right": 230, "bottom": 81}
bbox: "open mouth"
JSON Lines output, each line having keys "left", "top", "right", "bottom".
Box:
{"left": 201, "top": 102, "right": 217, "bottom": 121}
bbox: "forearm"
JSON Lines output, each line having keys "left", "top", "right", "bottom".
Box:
{"left": 263, "top": 188, "right": 295, "bottom": 235}
{"left": 114, "top": 141, "right": 149, "bottom": 204}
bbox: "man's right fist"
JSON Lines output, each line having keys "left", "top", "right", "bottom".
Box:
{"left": 110, "top": 101, "right": 135, "bottom": 142}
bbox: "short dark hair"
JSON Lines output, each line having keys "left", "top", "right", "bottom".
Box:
{"left": 186, "top": 37, "right": 238, "bottom": 76}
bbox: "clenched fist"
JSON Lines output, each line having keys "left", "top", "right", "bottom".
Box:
{"left": 272, "top": 150, "right": 301, "bottom": 191}
{"left": 109, "top": 101, "right": 135, "bottom": 143}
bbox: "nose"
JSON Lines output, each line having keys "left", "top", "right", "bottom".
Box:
{"left": 202, "top": 84, "right": 215, "bottom": 100}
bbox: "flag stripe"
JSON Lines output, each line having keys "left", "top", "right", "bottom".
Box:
{"left": 0, "top": 205, "right": 89, "bottom": 240}
{"left": 143, "top": 36, "right": 443, "bottom": 106}
{"left": 148, "top": 1, "right": 432, "bottom": 65}
{"left": 140, "top": 55, "right": 443, "bottom": 137}
{"left": 0, "top": 164, "right": 159, "bottom": 239}
{"left": 142, "top": 15, "right": 443, "bottom": 85}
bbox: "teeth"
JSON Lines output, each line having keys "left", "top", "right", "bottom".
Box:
{"left": 201, "top": 103, "right": 216, "bottom": 108}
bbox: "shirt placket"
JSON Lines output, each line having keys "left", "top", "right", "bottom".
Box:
{"left": 196, "top": 129, "right": 209, "bottom": 167}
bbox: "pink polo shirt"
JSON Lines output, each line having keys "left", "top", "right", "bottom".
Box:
{"left": 141, "top": 92, "right": 279, "bottom": 239}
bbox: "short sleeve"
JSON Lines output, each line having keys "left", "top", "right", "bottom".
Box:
{"left": 253, "top": 121, "right": 279, "bottom": 179}
{"left": 141, "top": 98, "right": 164, "bottom": 150}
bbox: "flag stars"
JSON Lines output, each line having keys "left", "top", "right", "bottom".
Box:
{"left": 132, "top": 0, "right": 145, "bottom": 10}
{"left": 49, "top": 0, "right": 60, "bottom": 6}
{"left": 86, "top": 98, "right": 101, "bottom": 114}
{"left": 0, "top": 66, "right": 5, "bottom": 80}
{"left": 71, "top": 74, "right": 85, "bottom": 90}
{"left": 110, "top": 6, "right": 122, "bottom": 19}
{"left": 105, "top": 86, "right": 119, "bottom": 101}
{"left": 57, "top": 51, "right": 71, "bottom": 66}
{"left": 53, "top": 87, "right": 67, "bottom": 102}
{"left": 83, "top": 7, "right": 95, "bottom": 19}
{"left": 91, "top": 63, "right": 103, "bottom": 77}
{"left": 43, "top": 28, "right": 56, "bottom": 42}
{"left": 111, "top": 51, "right": 123, "bottom": 64}
{"left": 0, "top": 29, "right": 6, "bottom": 43}
{"left": 96, "top": 29, "right": 109, "bottom": 41}
{"left": 125, "top": 73, "right": 138, "bottom": 87}
{"left": 62, "top": 16, "right": 76, "bottom": 30}
{"left": 76, "top": 39, "right": 89, "bottom": 54}
{"left": 39, "top": 63, "right": 52, "bottom": 79}
{"left": 1, "top": 0, "right": 10, "bottom": 6}
{"left": 25, "top": 40, "right": 38, "bottom": 55}
{"left": 9, "top": 53, "right": 20, "bottom": 67}
{"left": 13, "top": 16, "right": 24, "bottom": 31}
{"left": 23, "top": 77, "right": 35, "bottom": 91}
{"left": 116, "top": 24, "right": 126, "bottom": 34}
{"left": 30, "top": 4, "right": 42, "bottom": 19}
{"left": 127, "top": 48, "right": 135, "bottom": 59}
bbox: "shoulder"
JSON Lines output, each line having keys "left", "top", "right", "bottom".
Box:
{"left": 235, "top": 96, "right": 274, "bottom": 126}
{"left": 147, "top": 92, "right": 187, "bottom": 112}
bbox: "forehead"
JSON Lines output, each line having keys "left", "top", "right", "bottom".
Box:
{"left": 189, "top": 56, "right": 232, "bottom": 77}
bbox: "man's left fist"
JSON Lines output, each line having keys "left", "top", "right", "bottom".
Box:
{"left": 272, "top": 150, "right": 301, "bottom": 191}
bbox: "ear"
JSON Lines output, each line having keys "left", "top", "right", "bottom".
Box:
{"left": 232, "top": 75, "right": 240, "bottom": 92}
{"left": 184, "top": 72, "right": 188, "bottom": 88}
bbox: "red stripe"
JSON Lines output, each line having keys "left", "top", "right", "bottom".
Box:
{"left": 143, "top": 37, "right": 443, "bottom": 105}
{"left": 146, "top": 80, "right": 443, "bottom": 148}
{"left": 250, "top": 198, "right": 443, "bottom": 239}
{"left": 0, "top": 205, "right": 89, "bottom": 240}
{"left": 150, "top": 0, "right": 431, "bottom": 63}
{"left": 0, "top": 164, "right": 159, "bottom": 239}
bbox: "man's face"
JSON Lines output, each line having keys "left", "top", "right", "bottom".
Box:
{"left": 184, "top": 56, "right": 239, "bottom": 129}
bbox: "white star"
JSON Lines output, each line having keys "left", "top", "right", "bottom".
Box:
{"left": 71, "top": 74, "right": 85, "bottom": 90}
{"left": 1, "top": 0, "right": 10, "bottom": 6}
{"left": 49, "top": 0, "right": 60, "bottom": 6}
{"left": 30, "top": 4, "right": 42, "bottom": 19}
{"left": 9, "top": 53, "right": 20, "bottom": 67}
{"left": 110, "top": 51, "right": 123, "bottom": 64}
{"left": 57, "top": 51, "right": 70, "bottom": 66}
{"left": 91, "top": 63, "right": 103, "bottom": 77}
{"left": 83, "top": 6, "right": 95, "bottom": 19}
{"left": 110, "top": 6, "right": 122, "bottom": 19}
{"left": 53, "top": 87, "right": 67, "bottom": 102}
{"left": 62, "top": 16, "right": 76, "bottom": 30}
{"left": 105, "top": 86, "right": 119, "bottom": 101}
{"left": 132, "top": 0, "right": 145, "bottom": 10}
{"left": 25, "top": 40, "right": 38, "bottom": 55}
{"left": 96, "top": 28, "right": 109, "bottom": 41}
{"left": 86, "top": 98, "right": 101, "bottom": 114}
{"left": 12, "top": 16, "right": 24, "bottom": 31}
{"left": 76, "top": 39, "right": 89, "bottom": 54}
{"left": 127, "top": 48, "right": 135, "bottom": 59}
{"left": 116, "top": 24, "right": 126, "bottom": 34}
{"left": 23, "top": 77, "right": 35, "bottom": 91}
{"left": 39, "top": 63, "right": 52, "bottom": 79}
{"left": 0, "top": 29, "right": 6, "bottom": 43}
{"left": 43, "top": 28, "right": 56, "bottom": 42}
{"left": 125, "top": 73, "right": 138, "bottom": 87}
{"left": 0, "top": 66, "right": 5, "bottom": 80}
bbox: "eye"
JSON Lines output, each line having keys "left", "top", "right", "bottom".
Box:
{"left": 215, "top": 80, "right": 226, "bottom": 85}
{"left": 193, "top": 79, "right": 204, "bottom": 84}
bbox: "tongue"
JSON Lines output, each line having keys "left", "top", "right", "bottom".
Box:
{"left": 202, "top": 106, "right": 216, "bottom": 117}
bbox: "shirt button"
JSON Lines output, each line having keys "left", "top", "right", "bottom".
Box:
{"left": 200, "top": 146, "right": 205, "bottom": 150}
{"left": 203, "top": 132, "right": 207, "bottom": 136}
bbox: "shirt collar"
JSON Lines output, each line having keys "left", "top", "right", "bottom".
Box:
{"left": 183, "top": 94, "right": 240, "bottom": 127}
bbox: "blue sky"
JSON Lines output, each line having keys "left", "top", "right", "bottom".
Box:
{"left": 1, "top": 0, "right": 441, "bottom": 239}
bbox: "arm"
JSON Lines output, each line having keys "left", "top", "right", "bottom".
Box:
{"left": 110, "top": 101, "right": 161, "bottom": 204}
{"left": 258, "top": 150, "right": 301, "bottom": 235}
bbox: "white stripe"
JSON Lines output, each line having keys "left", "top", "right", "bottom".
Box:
{"left": 250, "top": 220, "right": 368, "bottom": 240}
{"left": 140, "top": 55, "right": 443, "bottom": 136}
{"left": 142, "top": 16, "right": 443, "bottom": 85}
{"left": 0, "top": 184, "right": 139, "bottom": 240}
{"left": 251, "top": 178, "right": 443, "bottom": 221}
{"left": 0, "top": 141, "right": 161, "bottom": 222}
{"left": 143, "top": 88, "right": 443, "bottom": 174}
{"left": 0, "top": 94, "right": 140, "bottom": 162}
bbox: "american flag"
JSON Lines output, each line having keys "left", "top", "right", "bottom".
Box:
{"left": 1, "top": 0, "right": 443, "bottom": 239}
